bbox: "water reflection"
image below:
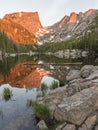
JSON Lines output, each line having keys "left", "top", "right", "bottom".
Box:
{"left": 0, "top": 108, "right": 3, "bottom": 119}
{"left": 0, "top": 61, "right": 50, "bottom": 88}
{"left": 0, "top": 84, "right": 38, "bottom": 130}
{"left": 0, "top": 54, "right": 97, "bottom": 130}
{"left": 0, "top": 54, "right": 97, "bottom": 88}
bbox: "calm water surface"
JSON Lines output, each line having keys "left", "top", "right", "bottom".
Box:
{"left": 0, "top": 54, "right": 97, "bottom": 130}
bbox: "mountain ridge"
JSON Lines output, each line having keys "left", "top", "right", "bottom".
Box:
{"left": 0, "top": 11, "right": 50, "bottom": 44}
{"left": 0, "top": 9, "right": 97, "bottom": 44}
{"left": 40, "top": 9, "right": 98, "bottom": 43}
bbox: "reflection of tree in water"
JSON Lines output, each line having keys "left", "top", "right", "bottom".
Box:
{"left": 0, "top": 55, "right": 39, "bottom": 85}
{"left": 0, "top": 108, "right": 3, "bottom": 120}
{"left": 0, "top": 56, "right": 17, "bottom": 83}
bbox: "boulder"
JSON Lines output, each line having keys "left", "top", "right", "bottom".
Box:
{"left": 95, "top": 125, "right": 98, "bottom": 130}
{"left": 78, "top": 114, "right": 97, "bottom": 130}
{"left": 66, "top": 70, "right": 80, "bottom": 81}
{"left": 85, "top": 115, "right": 97, "bottom": 129}
{"left": 54, "top": 87, "right": 98, "bottom": 125}
{"left": 78, "top": 124, "right": 87, "bottom": 130}
{"left": 37, "top": 120, "right": 48, "bottom": 130}
{"left": 43, "top": 86, "right": 67, "bottom": 117}
{"left": 43, "top": 86, "right": 67, "bottom": 106}
{"left": 55, "top": 122, "right": 67, "bottom": 130}
{"left": 86, "top": 71, "right": 98, "bottom": 80}
{"left": 62, "top": 124, "right": 76, "bottom": 130}
{"left": 66, "top": 79, "right": 92, "bottom": 96}
{"left": 65, "top": 65, "right": 98, "bottom": 96}
{"left": 80, "top": 65, "right": 96, "bottom": 78}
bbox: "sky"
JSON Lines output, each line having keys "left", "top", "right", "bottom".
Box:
{"left": 0, "top": 0, "right": 98, "bottom": 26}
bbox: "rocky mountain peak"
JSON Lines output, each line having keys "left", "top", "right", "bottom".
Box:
{"left": 0, "top": 11, "right": 51, "bottom": 44}
{"left": 68, "top": 12, "right": 77, "bottom": 23}
{"left": 40, "top": 9, "right": 98, "bottom": 43}
{"left": 3, "top": 11, "right": 43, "bottom": 35}
{"left": 85, "top": 9, "right": 95, "bottom": 16}
{"left": 58, "top": 16, "right": 67, "bottom": 28}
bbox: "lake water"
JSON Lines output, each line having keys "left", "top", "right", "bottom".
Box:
{"left": 0, "top": 54, "right": 97, "bottom": 130}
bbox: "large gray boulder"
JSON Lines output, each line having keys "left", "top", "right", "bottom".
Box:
{"left": 78, "top": 114, "right": 97, "bottom": 130}
{"left": 66, "top": 79, "right": 92, "bottom": 96}
{"left": 54, "top": 87, "right": 98, "bottom": 125}
{"left": 85, "top": 114, "right": 97, "bottom": 130}
{"left": 86, "top": 71, "right": 98, "bottom": 80}
{"left": 43, "top": 86, "right": 68, "bottom": 117}
{"left": 65, "top": 65, "right": 98, "bottom": 96}
{"left": 66, "top": 70, "right": 80, "bottom": 81}
{"left": 80, "top": 65, "right": 96, "bottom": 78}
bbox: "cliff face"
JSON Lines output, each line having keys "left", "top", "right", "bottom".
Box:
{"left": 68, "top": 12, "right": 77, "bottom": 23}
{"left": 0, "top": 18, "right": 37, "bottom": 44}
{"left": 0, "top": 12, "right": 50, "bottom": 44}
{"left": 3, "top": 12, "right": 43, "bottom": 35}
{"left": 40, "top": 9, "right": 97, "bottom": 43}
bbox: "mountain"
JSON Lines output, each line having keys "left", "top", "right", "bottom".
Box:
{"left": 0, "top": 9, "right": 98, "bottom": 45}
{"left": 0, "top": 12, "right": 50, "bottom": 44}
{"left": 40, "top": 9, "right": 98, "bottom": 43}
{"left": 0, "top": 61, "right": 50, "bottom": 88}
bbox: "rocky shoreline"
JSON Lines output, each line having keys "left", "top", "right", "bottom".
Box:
{"left": 37, "top": 65, "right": 98, "bottom": 130}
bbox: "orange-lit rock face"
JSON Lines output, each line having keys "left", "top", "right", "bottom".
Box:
{"left": 0, "top": 11, "right": 50, "bottom": 44}
{"left": 68, "top": 12, "right": 77, "bottom": 23}
{"left": 85, "top": 9, "right": 95, "bottom": 16}
{"left": 5, "top": 62, "right": 50, "bottom": 88}
{"left": 0, "top": 19, "right": 37, "bottom": 44}
{"left": 3, "top": 12, "right": 43, "bottom": 35}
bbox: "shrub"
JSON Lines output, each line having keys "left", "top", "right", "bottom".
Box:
{"left": 3, "top": 88, "right": 12, "bottom": 101}
{"left": 50, "top": 81, "right": 59, "bottom": 90}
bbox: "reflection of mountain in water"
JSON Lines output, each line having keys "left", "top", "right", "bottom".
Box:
{"left": 0, "top": 54, "right": 97, "bottom": 88}
{"left": 0, "top": 61, "right": 50, "bottom": 88}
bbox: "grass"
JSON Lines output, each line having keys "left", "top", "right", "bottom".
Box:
{"left": 0, "top": 108, "right": 3, "bottom": 116}
{"left": 59, "top": 78, "right": 65, "bottom": 87}
{"left": 34, "top": 103, "right": 50, "bottom": 122}
{"left": 50, "top": 81, "right": 59, "bottom": 90}
{"left": 26, "top": 99, "right": 35, "bottom": 107}
{"left": 2, "top": 88, "right": 13, "bottom": 101}
{"left": 37, "top": 92, "right": 45, "bottom": 98}
{"left": 41, "top": 83, "right": 48, "bottom": 92}
{"left": 31, "top": 101, "right": 58, "bottom": 129}
{"left": 26, "top": 98, "right": 50, "bottom": 121}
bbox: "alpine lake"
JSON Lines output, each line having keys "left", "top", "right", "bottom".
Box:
{"left": 0, "top": 53, "right": 98, "bottom": 130}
